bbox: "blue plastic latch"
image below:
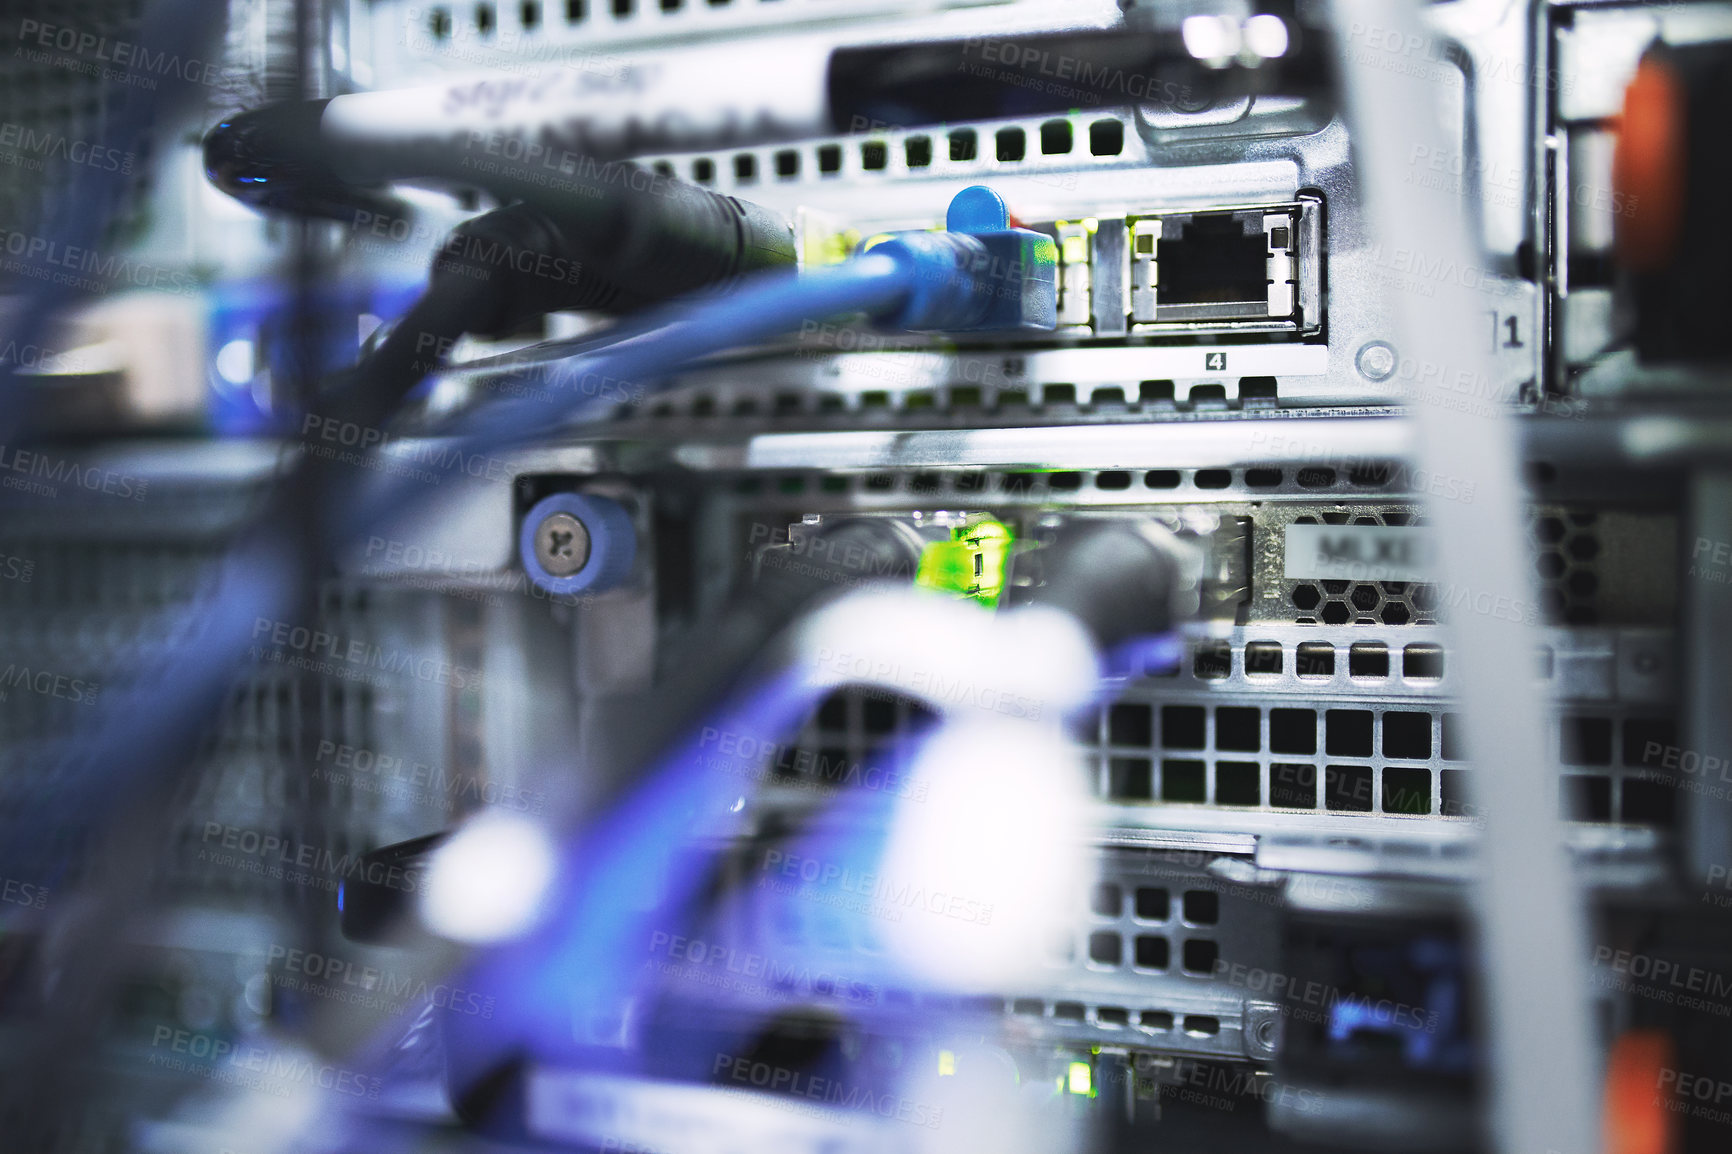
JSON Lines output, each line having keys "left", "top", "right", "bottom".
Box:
{"left": 946, "top": 186, "right": 1011, "bottom": 234}
{"left": 943, "top": 185, "right": 1057, "bottom": 332}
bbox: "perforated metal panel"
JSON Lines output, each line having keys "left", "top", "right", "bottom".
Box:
{"left": 1258, "top": 504, "right": 1678, "bottom": 629}
{"left": 0, "top": 451, "right": 489, "bottom": 909}
{"left": 0, "top": 0, "right": 157, "bottom": 242}
{"left": 1080, "top": 635, "right": 1679, "bottom": 829}
{"left": 995, "top": 848, "right": 1282, "bottom": 1063}
{"left": 360, "top": 0, "right": 1012, "bottom": 83}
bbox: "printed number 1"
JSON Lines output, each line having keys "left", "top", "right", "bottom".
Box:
{"left": 1492, "top": 312, "right": 1524, "bottom": 349}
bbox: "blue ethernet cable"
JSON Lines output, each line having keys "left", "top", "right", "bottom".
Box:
{"left": 331, "top": 255, "right": 912, "bottom": 545}
{"left": 377, "top": 516, "right": 1197, "bottom": 1119}
{"left": 337, "top": 186, "right": 1055, "bottom": 539}
{"left": 0, "top": 190, "right": 1058, "bottom": 893}
{"left": 425, "top": 632, "right": 1187, "bottom": 1111}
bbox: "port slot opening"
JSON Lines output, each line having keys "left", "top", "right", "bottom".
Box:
{"left": 1156, "top": 212, "right": 1270, "bottom": 316}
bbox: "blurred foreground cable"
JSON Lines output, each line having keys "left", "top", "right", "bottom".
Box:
{"left": 429, "top": 585, "right": 1103, "bottom": 1115}
{"left": 0, "top": 241, "right": 1042, "bottom": 1147}
{"left": 1330, "top": 2, "right": 1599, "bottom": 1152}
{"left": 0, "top": 252, "right": 931, "bottom": 883}
{"left": 0, "top": 0, "right": 287, "bottom": 1133}
{"left": 0, "top": 251, "right": 926, "bottom": 1136}
{"left": 346, "top": 518, "right": 1191, "bottom": 1119}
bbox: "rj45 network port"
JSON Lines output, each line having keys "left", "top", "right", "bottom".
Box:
{"left": 1044, "top": 199, "right": 1320, "bottom": 337}
{"left": 1124, "top": 199, "right": 1321, "bottom": 335}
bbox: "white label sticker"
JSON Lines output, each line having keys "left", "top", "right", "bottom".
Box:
{"left": 1284, "top": 523, "right": 1436, "bottom": 582}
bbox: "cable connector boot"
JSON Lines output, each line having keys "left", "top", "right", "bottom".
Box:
{"left": 866, "top": 185, "right": 1057, "bottom": 332}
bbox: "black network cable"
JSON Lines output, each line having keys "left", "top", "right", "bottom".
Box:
{"left": 322, "top": 200, "right": 738, "bottom": 422}
{"left": 204, "top": 103, "right": 796, "bottom": 314}
{"left": 210, "top": 116, "right": 795, "bottom": 418}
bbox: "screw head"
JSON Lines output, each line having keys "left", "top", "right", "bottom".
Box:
{"left": 1244, "top": 1006, "right": 1283, "bottom": 1058}
{"left": 1356, "top": 341, "right": 1397, "bottom": 381}
{"left": 533, "top": 511, "right": 591, "bottom": 577}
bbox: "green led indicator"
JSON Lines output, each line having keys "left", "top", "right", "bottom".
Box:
{"left": 915, "top": 516, "right": 1014, "bottom": 607}
{"left": 1067, "top": 1060, "right": 1093, "bottom": 1096}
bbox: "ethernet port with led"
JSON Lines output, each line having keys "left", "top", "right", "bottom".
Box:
{"left": 1127, "top": 198, "right": 1320, "bottom": 336}
{"left": 1157, "top": 213, "right": 1269, "bottom": 317}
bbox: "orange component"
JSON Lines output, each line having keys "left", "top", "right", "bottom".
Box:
{"left": 1604, "top": 1030, "right": 1677, "bottom": 1154}
{"left": 1613, "top": 54, "right": 1685, "bottom": 272}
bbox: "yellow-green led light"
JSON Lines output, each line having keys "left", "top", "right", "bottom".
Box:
{"left": 806, "top": 227, "right": 861, "bottom": 268}
{"left": 915, "top": 516, "right": 1014, "bottom": 607}
{"left": 1067, "top": 1061, "right": 1093, "bottom": 1096}
{"left": 938, "top": 1050, "right": 956, "bottom": 1076}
